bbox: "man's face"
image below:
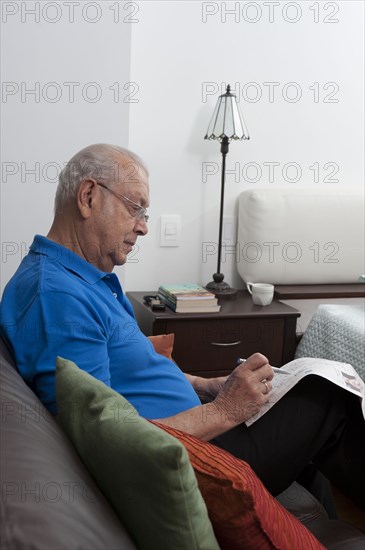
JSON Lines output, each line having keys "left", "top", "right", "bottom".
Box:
{"left": 90, "top": 156, "right": 149, "bottom": 272}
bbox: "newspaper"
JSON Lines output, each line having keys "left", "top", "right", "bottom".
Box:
{"left": 246, "top": 357, "right": 365, "bottom": 427}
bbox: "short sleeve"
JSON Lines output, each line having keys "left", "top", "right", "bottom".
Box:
{"left": 13, "top": 290, "right": 112, "bottom": 414}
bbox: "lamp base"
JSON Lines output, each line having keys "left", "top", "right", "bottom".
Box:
{"left": 205, "top": 273, "right": 237, "bottom": 297}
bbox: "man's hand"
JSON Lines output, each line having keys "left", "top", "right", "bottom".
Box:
{"left": 212, "top": 353, "right": 274, "bottom": 426}
{"left": 185, "top": 373, "right": 228, "bottom": 403}
{"left": 156, "top": 353, "right": 274, "bottom": 440}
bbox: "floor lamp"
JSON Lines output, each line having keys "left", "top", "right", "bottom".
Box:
{"left": 204, "top": 84, "right": 250, "bottom": 296}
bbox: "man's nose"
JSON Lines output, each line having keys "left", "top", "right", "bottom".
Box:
{"left": 134, "top": 218, "right": 148, "bottom": 236}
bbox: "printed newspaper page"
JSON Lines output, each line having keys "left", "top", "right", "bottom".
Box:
{"left": 246, "top": 358, "right": 365, "bottom": 427}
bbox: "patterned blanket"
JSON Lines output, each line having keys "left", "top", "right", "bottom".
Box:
{"left": 295, "top": 304, "right": 365, "bottom": 381}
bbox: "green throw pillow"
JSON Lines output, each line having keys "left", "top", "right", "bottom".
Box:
{"left": 56, "top": 357, "right": 219, "bottom": 550}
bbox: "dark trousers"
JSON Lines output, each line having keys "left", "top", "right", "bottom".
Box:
{"left": 211, "top": 376, "right": 365, "bottom": 510}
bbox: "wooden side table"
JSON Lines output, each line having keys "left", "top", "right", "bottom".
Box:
{"left": 127, "top": 291, "right": 301, "bottom": 378}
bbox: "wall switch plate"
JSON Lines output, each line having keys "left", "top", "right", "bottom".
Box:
{"left": 223, "top": 216, "right": 236, "bottom": 246}
{"left": 160, "top": 215, "right": 181, "bottom": 247}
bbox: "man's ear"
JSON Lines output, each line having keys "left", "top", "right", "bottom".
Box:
{"left": 77, "top": 179, "right": 97, "bottom": 219}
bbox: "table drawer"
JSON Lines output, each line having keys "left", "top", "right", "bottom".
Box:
{"left": 165, "top": 318, "right": 285, "bottom": 373}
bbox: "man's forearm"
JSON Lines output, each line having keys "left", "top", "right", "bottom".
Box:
{"left": 154, "top": 401, "right": 238, "bottom": 441}
{"left": 157, "top": 354, "right": 275, "bottom": 440}
{"left": 156, "top": 374, "right": 237, "bottom": 440}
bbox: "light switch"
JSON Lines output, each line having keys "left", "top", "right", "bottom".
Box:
{"left": 223, "top": 216, "right": 236, "bottom": 246}
{"left": 160, "top": 215, "right": 181, "bottom": 247}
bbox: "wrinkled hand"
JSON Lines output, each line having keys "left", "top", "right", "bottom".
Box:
{"left": 212, "top": 353, "right": 274, "bottom": 426}
{"left": 195, "top": 375, "right": 228, "bottom": 403}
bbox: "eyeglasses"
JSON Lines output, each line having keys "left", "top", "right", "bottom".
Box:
{"left": 97, "top": 182, "right": 149, "bottom": 223}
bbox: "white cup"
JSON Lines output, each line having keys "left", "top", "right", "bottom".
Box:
{"left": 246, "top": 282, "right": 274, "bottom": 306}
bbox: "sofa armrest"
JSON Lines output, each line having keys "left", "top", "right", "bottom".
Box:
{"left": 276, "top": 481, "right": 329, "bottom": 524}
{"left": 277, "top": 482, "right": 365, "bottom": 550}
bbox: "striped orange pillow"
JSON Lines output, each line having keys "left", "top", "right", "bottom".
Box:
{"left": 152, "top": 422, "right": 325, "bottom": 550}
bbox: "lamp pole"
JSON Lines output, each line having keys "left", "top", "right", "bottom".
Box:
{"left": 206, "top": 136, "right": 237, "bottom": 295}
{"left": 216, "top": 136, "right": 229, "bottom": 277}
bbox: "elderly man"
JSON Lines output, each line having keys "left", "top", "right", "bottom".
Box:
{"left": 1, "top": 143, "right": 364, "bottom": 508}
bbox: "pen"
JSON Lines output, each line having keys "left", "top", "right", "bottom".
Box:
{"left": 236, "top": 358, "right": 291, "bottom": 375}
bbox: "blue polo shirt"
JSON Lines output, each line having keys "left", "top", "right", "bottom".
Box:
{"left": 0, "top": 235, "right": 201, "bottom": 417}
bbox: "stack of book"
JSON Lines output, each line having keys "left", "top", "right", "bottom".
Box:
{"left": 158, "top": 284, "right": 221, "bottom": 313}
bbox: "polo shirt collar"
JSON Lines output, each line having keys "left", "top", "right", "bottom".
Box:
{"left": 30, "top": 235, "right": 110, "bottom": 285}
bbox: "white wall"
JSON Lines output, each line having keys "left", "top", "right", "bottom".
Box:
{"left": 1, "top": 1, "right": 364, "bottom": 294}
{"left": 126, "top": 0, "right": 364, "bottom": 292}
{"left": 1, "top": 0, "right": 132, "bottom": 291}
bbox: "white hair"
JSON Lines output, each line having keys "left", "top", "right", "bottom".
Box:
{"left": 54, "top": 143, "right": 148, "bottom": 213}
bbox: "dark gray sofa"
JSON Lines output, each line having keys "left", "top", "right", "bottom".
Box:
{"left": 1, "top": 338, "right": 364, "bottom": 550}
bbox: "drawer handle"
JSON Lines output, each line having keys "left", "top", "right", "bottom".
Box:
{"left": 211, "top": 341, "right": 241, "bottom": 347}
